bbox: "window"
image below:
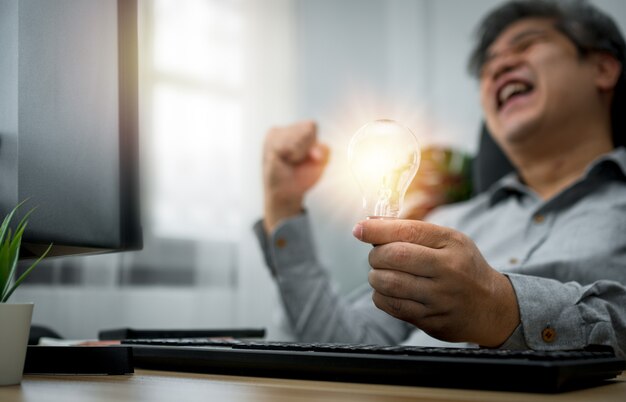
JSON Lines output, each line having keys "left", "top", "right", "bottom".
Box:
{"left": 144, "top": 0, "right": 245, "bottom": 242}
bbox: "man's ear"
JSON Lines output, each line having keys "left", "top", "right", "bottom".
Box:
{"left": 593, "top": 52, "right": 622, "bottom": 92}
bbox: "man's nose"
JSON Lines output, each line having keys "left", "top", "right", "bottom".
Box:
{"left": 485, "top": 51, "right": 524, "bottom": 82}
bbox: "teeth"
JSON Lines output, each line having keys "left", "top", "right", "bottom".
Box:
{"left": 498, "top": 82, "right": 531, "bottom": 106}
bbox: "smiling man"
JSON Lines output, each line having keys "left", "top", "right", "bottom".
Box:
{"left": 478, "top": 17, "right": 619, "bottom": 200}
{"left": 255, "top": 0, "right": 626, "bottom": 355}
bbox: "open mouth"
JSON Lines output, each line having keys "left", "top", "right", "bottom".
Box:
{"left": 497, "top": 81, "right": 535, "bottom": 111}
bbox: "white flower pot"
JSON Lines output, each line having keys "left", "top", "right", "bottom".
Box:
{"left": 0, "top": 303, "right": 34, "bottom": 386}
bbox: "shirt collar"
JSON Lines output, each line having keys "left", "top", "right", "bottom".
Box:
{"left": 487, "top": 173, "right": 528, "bottom": 206}
{"left": 584, "top": 146, "right": 626, "bottom": 178}
{"left": 486, "top": 146, "right": 626, "bottom": 206}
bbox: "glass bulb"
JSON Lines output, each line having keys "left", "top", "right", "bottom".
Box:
{"left": 348, "top": 119, "right": 420, "bottom": 219}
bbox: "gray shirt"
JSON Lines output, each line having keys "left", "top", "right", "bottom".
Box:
{"left": 254, "top": 147, "right": 626, "bottom": 357}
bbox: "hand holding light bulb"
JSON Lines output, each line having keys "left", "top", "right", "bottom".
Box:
{"left": 349, "top": 120, "right": 519, "bottom": 346}
{"left": 348, "top": 119, "right": 421, "bottom": 219}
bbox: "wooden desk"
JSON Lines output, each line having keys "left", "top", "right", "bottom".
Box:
{"left": 0, "top": 370, "right": 625, "bottom": 402}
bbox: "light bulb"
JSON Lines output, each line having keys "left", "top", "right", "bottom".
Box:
{"left": 348, "top": 119, "right": 420, "bottom": 219}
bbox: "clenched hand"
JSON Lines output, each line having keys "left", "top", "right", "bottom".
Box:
{"left": 263, "top": 121, "right": 330, "bottom": 234}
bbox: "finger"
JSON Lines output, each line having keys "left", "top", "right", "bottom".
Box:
{"left": 371, "top": 291, "right": 428, "bottom": 325}
{"left": 368, "top": 242, "right": 438, "bottom": 277}
{"left": 353, "top": 219, "right": 452, "bottom": 249}
{"left": 368, "top": 268, "right": 433, "bottom": 305}
{"left": 308, "top": 142, "right": 330, "bottom": 163}
{"left": 275, "top": 121, "right": 317, "bottom": 164}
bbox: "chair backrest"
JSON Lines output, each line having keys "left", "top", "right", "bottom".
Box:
{"left": 471, "top": 124, "right": 515, "bottom": 194}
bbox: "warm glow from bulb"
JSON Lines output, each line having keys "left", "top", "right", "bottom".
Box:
{"left": 348, "top": 119, "right": 420, "bottom": 218}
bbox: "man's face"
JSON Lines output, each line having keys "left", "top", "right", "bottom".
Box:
{"left": 479, "top": 18, "right": 599, "bottom": 148}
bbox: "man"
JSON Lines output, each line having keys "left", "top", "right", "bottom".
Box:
{"left": 255, "top": 0, "right": 626, "bottom": 355}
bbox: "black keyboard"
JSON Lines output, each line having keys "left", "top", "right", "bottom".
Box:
{"left": 123, "top": 338, "right": 625, "bottom": 393}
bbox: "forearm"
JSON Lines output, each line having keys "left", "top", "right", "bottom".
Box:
{"left": 504, "top": 273, "right": 626, "bottom": 357}
{"left": 276, "top": 257, "right": 410, "bottom": 344}
{"left": 253, "top": 215, "right": 412, "bottom": 344}
{"left": 263, "top": 191, "right": 303, "bottom": 234}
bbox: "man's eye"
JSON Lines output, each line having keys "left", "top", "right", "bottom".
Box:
{"left": 514, "top": 36, "right": 547, "bottom": 52}
{"left": 478, "top": 34, "right": 548, "bottom": 77}
{"left": 516, "top": 41, "right": 532, "bottom": 51}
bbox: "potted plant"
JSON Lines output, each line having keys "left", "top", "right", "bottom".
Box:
{"left": 0, "top": 202, "right": 51, "bottom": 386}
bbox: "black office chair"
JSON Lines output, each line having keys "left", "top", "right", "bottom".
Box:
{"left": 471, "top": 124, "right": 515, "bottom": 195}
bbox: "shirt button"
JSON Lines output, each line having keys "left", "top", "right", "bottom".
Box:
{"left": 509, "top": 258, "right": 519, "bottom": 265}
{"left": 533, "top": 214, "right": 545, "bottom": 224}
{"left": 275, "top": 237, "right": 288, "bottom": 249}
{"left": 541, "top": 326, "right": 556, "bottom": 343}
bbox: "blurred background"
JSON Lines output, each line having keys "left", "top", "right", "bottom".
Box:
{"left": 12, "top": 0, "right": 626, "bottom": 340}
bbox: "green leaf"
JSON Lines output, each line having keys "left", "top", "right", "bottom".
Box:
{"left": 1, "top": 223, "right": 28, "bottom": 300}
{"left": 0, "top": 199, "right": 44, "bottom": 302}
{"left": 0, "top": 208, "right": 17, "bottom": 248}
{"left": 1, "top": 243, "right": 53, "bottom": 303}
{"left": 0, "top": 199, "right": 28, "bottom": 246}
{"left": 0, "top": 227, "right": 14, "bottom": 299}
{"left": 15, "top": 207, "right": 35, "bottom": 238}
{"left": 0, "top": 233, "right": 10, "bottom": 301}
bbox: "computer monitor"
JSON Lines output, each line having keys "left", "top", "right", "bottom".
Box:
{"left": 0, "top": 0, "right": 142, "bottom": 258}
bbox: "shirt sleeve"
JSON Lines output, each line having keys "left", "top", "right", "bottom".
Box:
{"left": 505, "top": 272, "right": 626, "bottom": 357}
{"left": 253, "top": 213, "right": 413, "bottom": 344}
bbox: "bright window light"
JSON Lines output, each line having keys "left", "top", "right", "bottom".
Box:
{"left": 146, "top": 0, "right": 244, "bottom": 241}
